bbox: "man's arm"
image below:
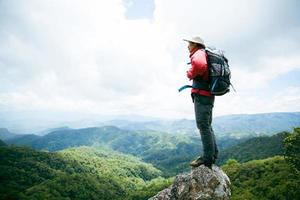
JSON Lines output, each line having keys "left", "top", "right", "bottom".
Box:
{"left": 186, "top": 51, "right": 207, "bottom": 80}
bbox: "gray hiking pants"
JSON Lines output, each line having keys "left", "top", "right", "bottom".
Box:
{"left": 193, "top": 93, "right": 218, "bottom": 162}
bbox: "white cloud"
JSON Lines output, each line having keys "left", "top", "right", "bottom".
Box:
{"left": 0, "top": 0, "right": 300, "bottom": 125}
{"left": 214, "top": 85, "right": 300, "bottom": 116}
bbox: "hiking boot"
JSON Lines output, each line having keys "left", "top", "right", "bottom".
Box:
{"left": 190, "top": 156, "right": 214, "bottom": 168}
{"left": 190, "top": 156, "right": 205, "bottom": 167}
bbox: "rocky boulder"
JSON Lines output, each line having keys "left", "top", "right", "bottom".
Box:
{"left": 149, "top": 165, "right": 231, "bottom": 200}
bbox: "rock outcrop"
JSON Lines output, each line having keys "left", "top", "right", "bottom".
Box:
{"left": 149, "top": 165, "right": 231, "bottom": 200}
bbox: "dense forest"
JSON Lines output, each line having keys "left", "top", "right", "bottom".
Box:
{"left": 5, "top": 126, "right": 244, "bottom": 175}
{"left": 0, "top": 145, "right": 172, "bottom": 200}
{"left": 222, "top": 156, "right": 300, "bottom": 200}
{"left": 222, "top": 128, "right": 300, "bottom": 199}
{"left": 0, "top": 139, "right": 6, "bottom": 146}
{"left": 217, "top": 132, "right": 287, "bottom": 164}
{"left": 0, "top": 127, "right": 299, "bottom": 199}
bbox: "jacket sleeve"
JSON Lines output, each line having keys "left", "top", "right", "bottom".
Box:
{"left": 186, "top": 51, "right": 208, "bottom": 80}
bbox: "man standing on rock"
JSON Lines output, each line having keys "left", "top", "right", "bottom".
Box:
{"left": 183, "top": 36, "right": 218, "bottom": 168}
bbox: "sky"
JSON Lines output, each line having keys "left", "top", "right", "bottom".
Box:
{"left": 0, "top": 0, "right": 300, "bottom": 131}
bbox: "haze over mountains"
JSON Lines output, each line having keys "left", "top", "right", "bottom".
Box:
{"left": 1, "top": 112, "right": 299, "bottom": 138}
{"left": 103, "top": 112, "right": 300, "bottom": 137}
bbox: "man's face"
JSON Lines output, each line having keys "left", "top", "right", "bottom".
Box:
{"left": 188, "top": 42, "right": 197, "bottom": 53}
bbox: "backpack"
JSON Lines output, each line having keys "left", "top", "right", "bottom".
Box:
{"left": 178, "top": 47, "right": 234, "bottom": 96}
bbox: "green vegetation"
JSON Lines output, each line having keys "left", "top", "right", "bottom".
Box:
{"left": 2, "top": 126, "right": 300, "bottom": 199}
{"left": 0, "top": 139, "right": 6, "bottom": 146}
{"left": 221, "top": 128, "right": 300, "bottom": 199}
{"left": 6, "top": 127, "right": 204, "bottom": 176}
{"left": 0, "top": 145, "right": 171, "bottom": 200}
{"left": 127, "top": 177, "right": 173, "bottom": 200}
{"left": 222, "top": 156, "right": 300, "bottom": 200}
{"left": 6, "top": 134, "right": 41, "bottom": 146}
{"left": 284, "top": 127, "right": 300, "bottom": 171}
{"left": 218, "top": 132, "right": 287, "bottom": 164}
{"left": 59, "top": 146, "right": 161, "bottom": 182}
{"left": 7, "top": 126, "right": 246, "bottom": 176}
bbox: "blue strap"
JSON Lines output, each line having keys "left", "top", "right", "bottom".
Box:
{"left": 211, "top": 78, "right": 219, "bottom": 92}
{"left": 178, "top": 85, "right": 192, "bottom": 92}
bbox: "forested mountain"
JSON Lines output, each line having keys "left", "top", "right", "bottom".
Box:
{"left": 222, "top": 156, "right": 300, "bottom": 200}
{"left": 6, "top": 126, "right": 193, "bottom": 152}
{"left": 5, "top": 126, "right": 244, "bottom": 175}
{"left": 0, "top": 128, "right": 18, "bottom": 140}
{"left": 220, "top": 128, "right": 300, "bottom": 199}
{"left": 0, "top": 145, "right": 172, "bottom": 200}
{"left": 7, "top": 134, "right": 41, "bottom": 146}
{"left": 36, "top": 126, "right": 71, "bottom": 136}
{"left": 218, "top": 132, "right": 287, "bottom": 164}
{"left": 5, "top": 126, "right": 203, "bottom": 175}
{"left": 0, "top": 139, "right": 6, "bottom": 146}
{"left": 6, "top": 126, "right": 128, "bottom": 151}
{"left": 1, "top": 127, "right": 299, "bottom": 199}
{"left": 6, "top": 124, "right": 291, "bottom": 175}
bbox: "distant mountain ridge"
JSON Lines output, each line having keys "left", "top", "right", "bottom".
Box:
{"left": 6, "top": 126, "right": 125, "bottom": 151}
{"left": 0, "top": 128, "right": 18, "bottom": 140}
{"left": 102, "top": 112, "right": 300, "bottom": 138}
{"left": 213, "top": 112, "right": 300, "bottom": 137}
{"left": 1, "top": 112, "right": 299, "bottom": 138}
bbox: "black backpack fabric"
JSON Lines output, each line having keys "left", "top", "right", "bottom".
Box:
{"left": 205, "top": 47, "right": 231, "bottom": 95}
{"left": 179, "top": 47, "right": 232, "bottom": 96}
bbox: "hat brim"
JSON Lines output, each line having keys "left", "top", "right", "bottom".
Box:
{"left": 183, "top": 38, "right": 193, "bottom": 43}
{"left": 183, "top": 38, "right": 204, "bottom": 45}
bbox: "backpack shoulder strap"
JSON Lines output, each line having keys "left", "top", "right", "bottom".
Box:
{"left": 178, "top": 85, "right": 193, "bottom": 92}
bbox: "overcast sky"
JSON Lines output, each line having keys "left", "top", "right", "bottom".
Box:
{"left": 0, "top": 0, "right": 300, "bottom": 125}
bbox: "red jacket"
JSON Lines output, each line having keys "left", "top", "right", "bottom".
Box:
{"left": 186, "top": 48, "right": 213, "bottom": 97}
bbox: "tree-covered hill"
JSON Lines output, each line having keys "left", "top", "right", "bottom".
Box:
{"left": 0, "top": 145, "right": 172, "bottom": 200}
{"left": 217, "top": 132, "right": 288, "bottom": 164}
{"left": 220, "top": 128, "right": 300, "bottom": 200}
{"left": 15, "top": 126, "right": 124, "bottom": 151}
{"left": 6, "top": 134, "right": 41, "bottom": 146}
{"left": 1, "top": 122, "right": 299, "bottom": 200}
{"left": 6, "top": 126, "right": 197, "bottom": 152}
{"left": 59, "top": 146, "right": 162, "bottom": 181}
{"left": 6, "top": 125, "right": 295, "bottom": 176}
{"left": 5, "top": 126, "right": 245, "bottom": 176}
{"left": 222, "top": 156, "right": 300, "bottom": 200}
{"left": 5, "top": 126, "right": 202, "bottom": 175}
{"left": 0, "top": 139, "right": 6, "bottom": 146}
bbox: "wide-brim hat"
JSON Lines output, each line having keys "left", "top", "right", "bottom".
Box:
{"left": 183, "top": 36, "right": 205, "bottom": 46}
